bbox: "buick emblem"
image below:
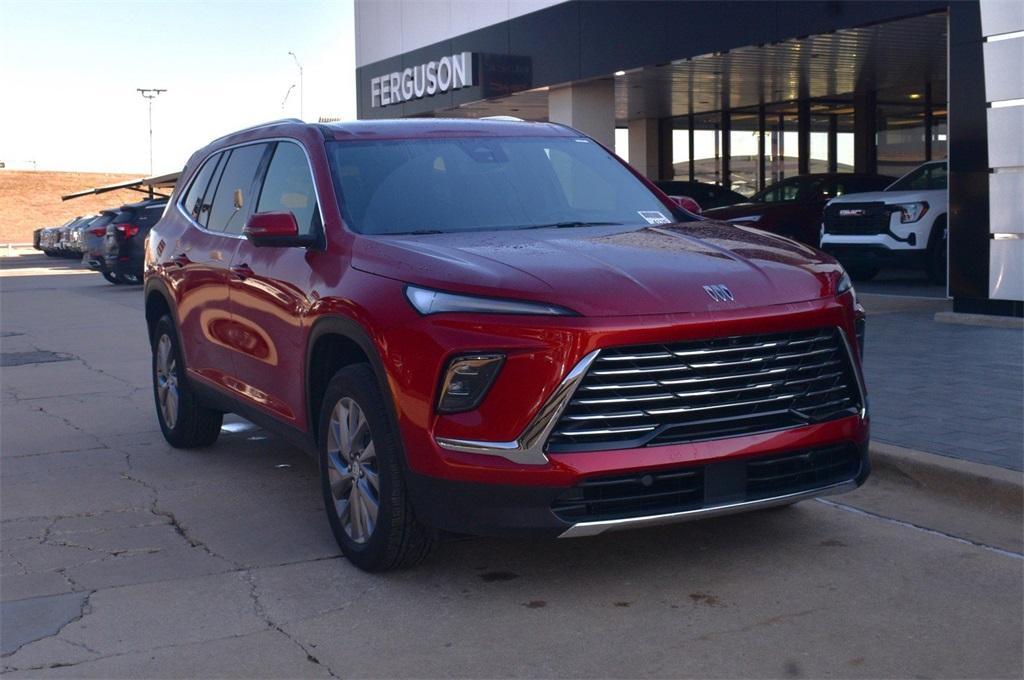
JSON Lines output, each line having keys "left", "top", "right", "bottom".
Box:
{"left": 703, "top": 284, "right": 734, "bottom": 302}
{"left": 839, "top": 209, "right": 866, "bottom": 217}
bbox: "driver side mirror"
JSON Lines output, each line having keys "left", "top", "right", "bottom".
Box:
{"left": 243, "top": 212, "right": 316, "bottom": 248}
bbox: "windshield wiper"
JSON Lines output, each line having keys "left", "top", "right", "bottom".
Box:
{"left": 518, "top": 221, "right": 623, "bottom": 230}
{"left": 393, "top": 229, "right": 444, "bottom": 235}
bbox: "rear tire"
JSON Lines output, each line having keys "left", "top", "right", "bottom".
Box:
{"left": 152, "top": 315, "right": 222, "bottom": 448}
{"left": 318, "top": 364, "right": 435, "bottom": 571}
{"left": 925, "top": 217, "right": 947, "bottom": 285}
{"left": 101, "top": 270, "right": 121, "bottom": 285}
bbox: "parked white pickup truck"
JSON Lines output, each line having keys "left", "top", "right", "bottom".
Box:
{"left": 821, "top": 160, "right": 947, "bottom": 283}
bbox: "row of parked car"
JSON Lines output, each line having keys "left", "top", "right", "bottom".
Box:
{"left": 655, "top": 159, "right": 949, "bottom": 283}
{"left": 33, "top": 198, "right": 168, "bottom": 284}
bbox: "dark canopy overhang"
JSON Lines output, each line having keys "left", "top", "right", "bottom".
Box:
{"left": 61, "top": 171, "right": 180, "bottom": 201}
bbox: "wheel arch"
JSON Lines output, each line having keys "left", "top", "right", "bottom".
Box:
{"left": 306, "top": 316, "right": 403, "bottom": 459}
{"left": 144, "top": 280, "right": 177, "bottom": 346}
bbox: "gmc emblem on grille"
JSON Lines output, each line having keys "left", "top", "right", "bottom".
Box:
{"left": 703, "top": 284, "right": 734, "bottom": 302}
{"left": 839, "top": 209, "right": 867, "bottom": 217}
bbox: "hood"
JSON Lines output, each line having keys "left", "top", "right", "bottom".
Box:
{"left": 828, "top": 189, "right": 946, "bottom": 205}
{"left": 351, "top": 222, "right": 841, "bottom": 317}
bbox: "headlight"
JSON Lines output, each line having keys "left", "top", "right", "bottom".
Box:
{"left": 896, "top": 202, "right": 929, "bottom": 223}
{"left": 437, "top": 354, "right": 504, "bottom": 413}
{"left": 837, "top": 270, "right": 855, "bottom": 300}
{"left": 728, "top": 215, "right": 761, "bottom": 224}
{"left": 405, "top": 285, "right": 575, "bottom": 316}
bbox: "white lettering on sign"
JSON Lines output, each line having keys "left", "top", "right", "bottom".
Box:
{"left": 370, "top": 52, "right": 474, "bottom": 108}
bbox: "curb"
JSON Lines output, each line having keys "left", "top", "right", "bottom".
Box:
{"left": 869, "top": 441, "right": 1023, "bottom": 514}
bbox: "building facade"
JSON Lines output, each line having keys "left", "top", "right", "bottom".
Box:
{"left": 354, "top": 0, "right": 1023, "bottom": 316}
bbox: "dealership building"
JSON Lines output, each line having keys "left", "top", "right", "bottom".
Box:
{"left": 354, "top": 0, "right": 1022, "bottom": 317}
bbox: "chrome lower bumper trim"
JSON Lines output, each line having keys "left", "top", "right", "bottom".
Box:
{"left": 435, "top": 350, "right": 601, "bottom": 466}
{"left": 557, "top": 479, "right": 858, "bottom": 538}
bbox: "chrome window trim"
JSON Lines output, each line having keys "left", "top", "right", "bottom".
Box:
{"left": 174, "top": 137, "right": 326, "bottom": 244}
{"left": 434, "top": 350, "right": 600, "bottom": 465}
{"left": 558, "top": 479, "right": 858, "bottom": 538}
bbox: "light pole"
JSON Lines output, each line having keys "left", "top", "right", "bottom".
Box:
{"left": 288, "top": 51, "right": 303, "bottom": 120}
{"left": 281, "top": 84, "right": 295, "bottom": 111}
{"left": 136, "top": 88, "right": 166, "bottom": 176}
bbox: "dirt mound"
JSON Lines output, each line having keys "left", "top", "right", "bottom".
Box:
{"left": 0, "top": 171, "right": 149, "bottom": 243}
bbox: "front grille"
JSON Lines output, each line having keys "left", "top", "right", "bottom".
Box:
{"left": 551, "top": 443, "right": 861, "bottom": 522}
{"left": 823, "top": 202, "right": 892, "bottom": 235}
{"left": 547, "top": 328, "right": 862, "bottom": 452}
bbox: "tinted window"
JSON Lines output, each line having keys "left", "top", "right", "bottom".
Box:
{"left": 887, "top": 163, "right": 947, "bottom": 192}
{"left": 327, "top": 136, "right": 674, "bottom": 235}
{"left": 256, "top": 142, "right": 318, "bottom": 236}
{"left": 139, "top": 204, "right": 167, "bottom": 227}
{"left": 182, "top": 153, "right": 223, "bottom": 224}
{"left": 206, "top": 144, "right": 269, "bottom": 233}
{"left": 754, "top": 176, "right": 822, "bottom": 203}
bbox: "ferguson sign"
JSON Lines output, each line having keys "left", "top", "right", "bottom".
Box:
{"left": 370, "top": 52, "right": 474, "bottom": 107}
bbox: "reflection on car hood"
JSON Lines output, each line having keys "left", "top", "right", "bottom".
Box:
{"left": 351, "top": 222, "right": 839, "bottom": 317}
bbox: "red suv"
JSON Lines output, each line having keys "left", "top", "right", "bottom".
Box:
{"left": 145, "top": 118, "right": 869, "bottom": 571}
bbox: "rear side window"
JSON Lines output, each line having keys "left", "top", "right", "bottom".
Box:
{"left": 181, "top": 153, "right": 223, "bottom": 225}
{"left": 205, "top": 144, "right": 270, "bottom": 234}
{"left": 256, "top": 142, "right": 318, "bottom": 236}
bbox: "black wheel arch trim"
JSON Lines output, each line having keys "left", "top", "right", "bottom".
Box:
{"left": 305, "top": 315, "right": 409, "bottom": 470}
{"left": 143, "top": 279, "right": 180, "bottom": 345}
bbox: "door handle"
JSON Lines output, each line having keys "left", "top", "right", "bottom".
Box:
{"left": 230, "top": 263, "right": 254, "bottom": 280}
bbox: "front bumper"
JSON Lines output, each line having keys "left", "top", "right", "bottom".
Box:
{"left": 821, "top": 243, "right": 927, "bottom": 269}
{"left": 407, "top": 438, "right": 869, "bottom": 537}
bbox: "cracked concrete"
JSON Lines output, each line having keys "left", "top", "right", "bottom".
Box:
{"left": 2, "top": 253, "right": 1022, "bottom": 678}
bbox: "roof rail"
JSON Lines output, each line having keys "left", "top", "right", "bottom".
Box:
{"left": 208, "top": 118, "right": 304, "bottom": 145}
{"left": 480, "top": 115, "right": 525, "bottom": 122}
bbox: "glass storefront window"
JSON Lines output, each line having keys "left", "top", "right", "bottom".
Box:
{"left": 876, "top": 91, "right": 928, "bottom": 177}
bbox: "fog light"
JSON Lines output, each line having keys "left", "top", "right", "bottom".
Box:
{"left": 438, "top": 354, "right": 505, "bottom": 413}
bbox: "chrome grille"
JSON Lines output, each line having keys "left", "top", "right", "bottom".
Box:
{"left": 547, "top": 328, "right": 862, "bottom": 452}
{"left": 823, "top": 202, "right": 892, "bottom": 235}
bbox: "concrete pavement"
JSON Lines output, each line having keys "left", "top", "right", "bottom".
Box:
{"left": 2, "top": 253, "right": 1022, "bottom": 678}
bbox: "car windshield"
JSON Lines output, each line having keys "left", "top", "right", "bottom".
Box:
{"left": 326, "top": 136, "right": 678, "bottom": 235}
{"left": 887, "top": 162, "right": 947, "bottom": 192}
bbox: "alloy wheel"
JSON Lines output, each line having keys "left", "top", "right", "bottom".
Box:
{"left": 155, "top": 334, "right": 179, "bottom": 429}
{"left": 326, "top": 397, "right": 380, "bottom": 544}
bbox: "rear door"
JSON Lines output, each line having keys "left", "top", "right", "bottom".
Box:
{"left": 169, "top": 143, "right": 270, "bottom": 393}
{"left": 225, "top": 140, "right": 322, "bottom": 429}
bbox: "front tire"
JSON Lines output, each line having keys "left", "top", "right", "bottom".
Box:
{"left": 926, "top": 217, "right": 947, "bottom": 285}
{"left": 151, "top": 315, "right": 222, "bottom": 448}
{"left": 318, "top": 364, "right": 435, "bottom": 571}
{"left": 101, "top": 269, "right": 121, "bottom": 285}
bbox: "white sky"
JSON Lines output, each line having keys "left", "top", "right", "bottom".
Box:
{"left": 0, "top": 0, "right": 356, "bottom": 174}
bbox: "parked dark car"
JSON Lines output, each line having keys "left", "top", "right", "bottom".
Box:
{"left": 104, "top": 199, "right": 167, "bottom": 284}
{"left": 702, "top": 173, "right": 895, "bottom": 247}
{"left": 655, "top": 180, "right": 746, "bottom": 210}
{"left": 81, "top": 210, "right": 119, "bottom": 282}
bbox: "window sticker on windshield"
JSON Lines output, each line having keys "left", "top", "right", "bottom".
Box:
{"left": 638, "top": 210, "right": 671, "bottom": 225}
